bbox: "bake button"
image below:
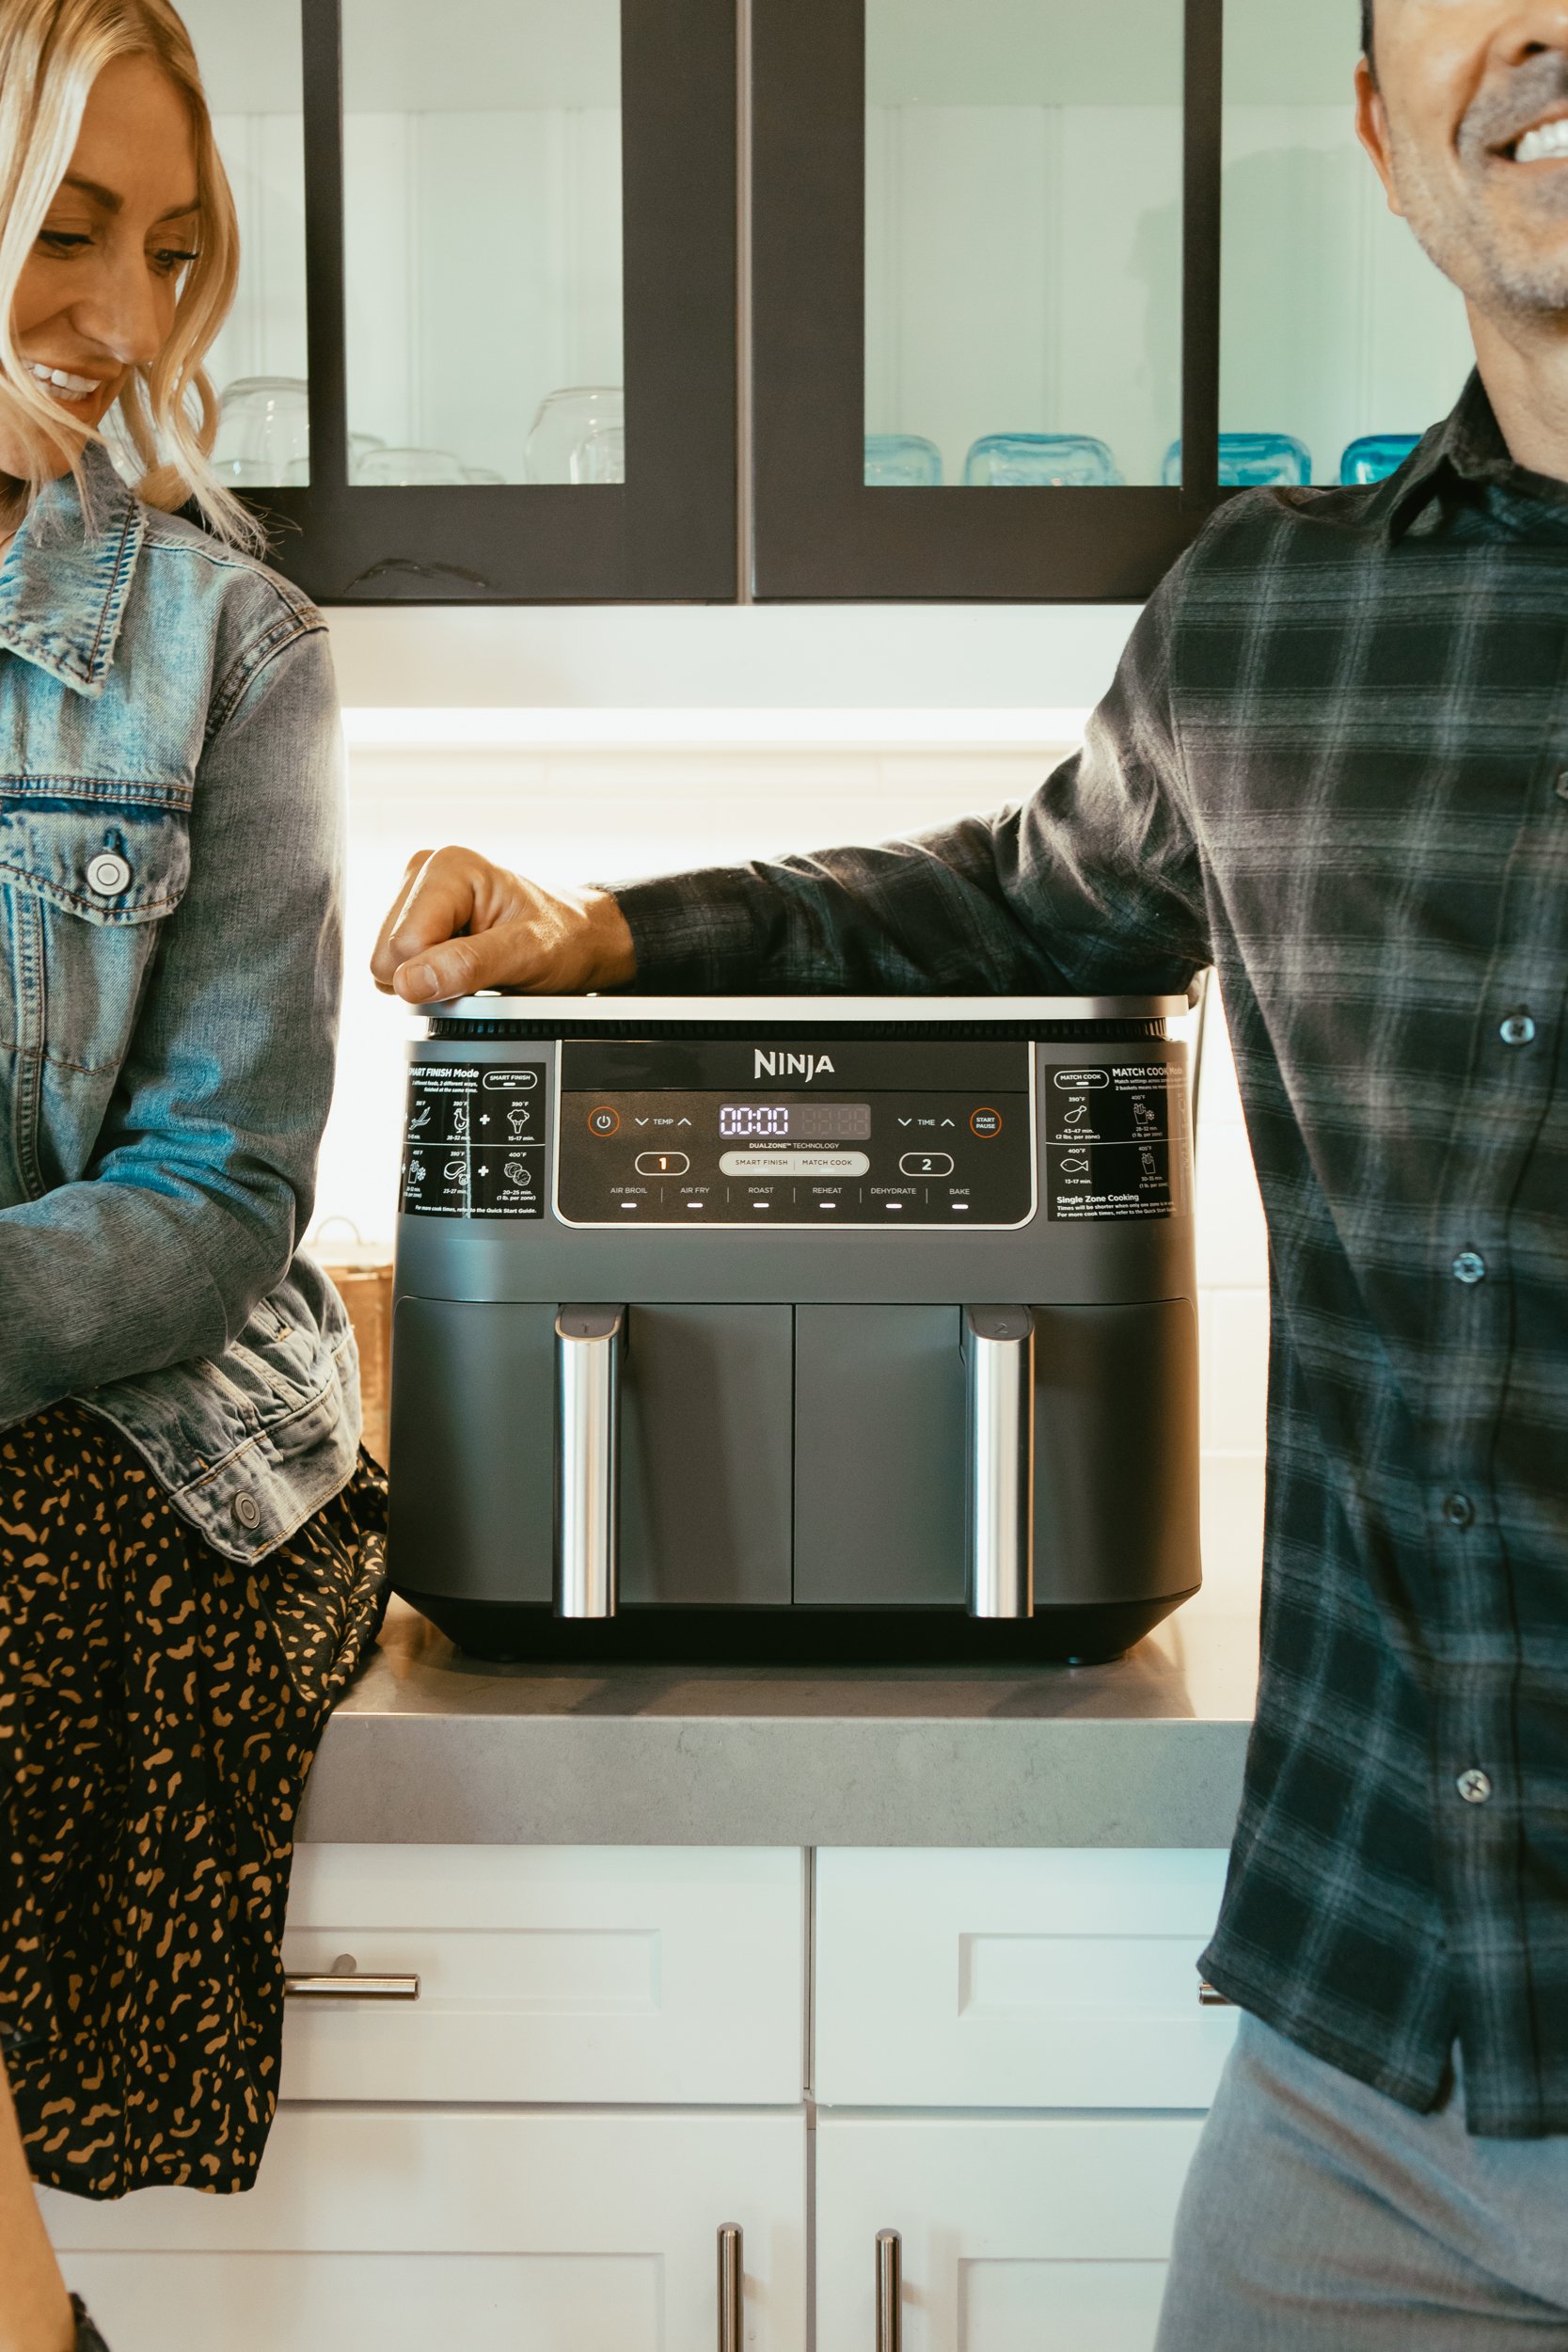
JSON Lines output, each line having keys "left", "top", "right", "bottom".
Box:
{"left": 970, "top": 1107, "right": 1003, "bottom": 1138}
{"left": 900, "top": 1152, "right": 955, "bottom": 1177}
{"left": 588, "top": 1105, "right": 621, "bottom": 1136}
{"left": 636, "top": 1152, "right": 689, "bottom": 1176}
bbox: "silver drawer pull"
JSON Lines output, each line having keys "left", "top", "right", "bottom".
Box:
{"left": 963, "top": 1307, "right": 1036, "bottom": 1619}
{"left": 555, "top": 1304, "right": 626, "bottom": 1619}
{"left": 876, "top": 2228, "right": 902, "bottom": 2352}
{"left": 717, "top": 2222, "right": 743, "bottom": 2351}
{"left": 1197, "top": 1979, "right": 1236, "bottom": 2009}
{"left": 285, "top": 1953, "right": 420, "bottom": 2001}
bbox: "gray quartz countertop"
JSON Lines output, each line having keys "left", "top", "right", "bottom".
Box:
{"left": 302, "top": 1462, "right": 1263, "bottom": 1851}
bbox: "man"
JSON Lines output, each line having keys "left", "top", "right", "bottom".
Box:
{"left": 372, "top": 3, "right": 1568, "bottom": 2342}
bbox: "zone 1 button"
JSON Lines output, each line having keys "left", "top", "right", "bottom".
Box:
{"left": 636, "top": 1152, "right": 689, "bottom": 1176}
{"left": 969, "top": 1107, "right": 1003, "bottom": 1138}
{"left": 588, "top": 1106, "right": 621, "bottom": 1136}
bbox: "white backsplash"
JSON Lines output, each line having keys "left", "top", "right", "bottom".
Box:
{"left": 324, "top": 726, "right": 1268, "bottom": 1596}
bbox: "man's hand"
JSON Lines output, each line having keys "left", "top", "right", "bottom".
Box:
{"left": 370, "top": 848, "right": 638, "bottom": 1004}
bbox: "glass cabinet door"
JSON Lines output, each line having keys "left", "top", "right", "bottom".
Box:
{"left": 752, "top": 0, "right": 1219, "bottom": 599}
{"left": 181, "top": 0, "right": 310, "bottom": 488}
{"left": 1221, "top": 0, "right": 1471, "bottom": 486}
{"left": 864, "top": 0, "right": 1183, "bottom": 492}
{"left": 233, "top": 0, "right": 736, "bottom": 603}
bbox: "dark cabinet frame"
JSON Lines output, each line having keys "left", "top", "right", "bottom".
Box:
{"left": 750, "top": 0, "right": 1225, "bottom": 602}
{"left": 245, "top": 0, "right": 738, "bottom": 604}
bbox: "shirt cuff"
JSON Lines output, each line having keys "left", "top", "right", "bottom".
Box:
{"left": 606, "top": 867, "right": 770, "bottom": 994}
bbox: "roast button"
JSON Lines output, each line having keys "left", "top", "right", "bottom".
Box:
{"left": 86, "top": 851, "right": 133, "bottom": 898}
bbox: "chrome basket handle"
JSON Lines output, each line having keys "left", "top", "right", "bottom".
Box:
{"left": 555, "top": 1305, "right": 626, "bottom": 1618}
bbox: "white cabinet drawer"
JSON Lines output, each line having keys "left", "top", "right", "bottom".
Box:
{"left": 44, "top": 2106, "right": 807, "bottom": 2352}
{"left": 816, "top": 2113, "right": 1200, "bottom": 2352}
{"left": 278, "top": 1844, "right": 803, "bottom": 2105}
{"left": 816, "top": 1849, "right": 1235, "bottom": 2108}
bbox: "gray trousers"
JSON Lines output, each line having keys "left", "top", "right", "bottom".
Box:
{"left": 1155, "top": 2013, "right": 1568, "bottom": 2349}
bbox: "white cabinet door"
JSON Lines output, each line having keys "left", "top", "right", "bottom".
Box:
{"left": 43, "top": 2107, "right": 806, "bottom": 2352}
{"left": 816, "top": 2113, "right": 1202, "bottom": 2352}
{"left": 279, "top": 1843, "right": 804, "bottom": 2105}
{"left": 816, "top": 1849, "right": 1235, "bottom": 2109}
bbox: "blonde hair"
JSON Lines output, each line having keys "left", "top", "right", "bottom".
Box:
{"left": 0, "top": 0, "right": 261, "bottom": 548}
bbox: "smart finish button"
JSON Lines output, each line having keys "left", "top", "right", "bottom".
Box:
{"left": 969, "top": 1107, "right": 1003, "bottom": 1138}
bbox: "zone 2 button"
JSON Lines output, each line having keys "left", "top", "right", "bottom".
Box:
{"left": 969, "top": 1107, "right": 1003, "bottom": 1138}
{"left": 588, "top": 1106, "right": 621, "bottom": 1136}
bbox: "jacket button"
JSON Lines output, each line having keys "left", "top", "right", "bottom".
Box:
{"left": 87, "top": 851, "right": 133, "bottom": 898}
{"left": 231, "top": 1493, "right": 261, "bottom": 1531}
{"left": 1457, "top": 1769, "right": 1493, "bottom": 1806}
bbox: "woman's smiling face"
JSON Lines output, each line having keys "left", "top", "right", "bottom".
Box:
{"left": 3, "top": 50, "right": 199, "bottom": 480}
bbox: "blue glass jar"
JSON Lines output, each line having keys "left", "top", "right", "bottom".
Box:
{"left": 1339, "top": 433, "right": 1421, "bottom": 485}
{"left": 1162, "top": 433, "right": 1313, "bottom": 488}
{"left": 863, "top": 434, "right": 943, "bottom": 487}
{"left": 963, "top": 433, "right": 1123, "bottom": 487}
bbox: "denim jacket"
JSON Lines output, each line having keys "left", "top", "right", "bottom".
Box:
{"left": 0, "top": 443, "right": 358, "bottom": 1561}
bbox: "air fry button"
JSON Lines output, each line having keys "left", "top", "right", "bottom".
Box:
{"left": 970, "top": 1107, "right": 1003, "bottom": 1138}
{"left": 588, "top": 1105, "right": 620, "bottom": 1137}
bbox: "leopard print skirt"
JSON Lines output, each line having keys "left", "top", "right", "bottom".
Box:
{"left": 0, "top": 1403, "right": 388, "bottom": 2200}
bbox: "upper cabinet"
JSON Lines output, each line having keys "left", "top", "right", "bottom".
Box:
{"left": 196, "top": 0, "right": 736, "bottom": 602}
{"left": 192, "top": 0, "right": 1471, "bottom": 603}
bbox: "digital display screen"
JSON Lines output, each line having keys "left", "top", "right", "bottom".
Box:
{"left": 719, "top": 1103, "right": 873, "bottom": 1140}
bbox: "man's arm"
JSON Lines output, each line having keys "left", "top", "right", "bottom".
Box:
{"left": 372, "top": 578, "right": 1211, "bottom": 1003}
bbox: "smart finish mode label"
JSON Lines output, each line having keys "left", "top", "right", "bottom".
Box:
{"left": 1044, "top": 1061, "right": 1191, "bottom": 1222}
{"left": 400, "top": 1062, "right": 546, "bottom": 1219}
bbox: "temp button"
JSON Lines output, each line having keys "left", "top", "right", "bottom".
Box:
{"left": 900, "top": 1152, "right": 955, "bottom": 1178}
{"left": 636, "top": 1151, "right": 689, "bottom": 1176}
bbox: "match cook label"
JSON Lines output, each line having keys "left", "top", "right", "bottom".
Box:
{"left": 400, "top": 1062, "right": 546, "bottom": 1219}
{"left": 1043, "top": 1061, "right": 1191, "bottom": 1222}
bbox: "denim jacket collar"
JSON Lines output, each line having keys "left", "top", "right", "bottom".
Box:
{"left": 0, "top": 442, "right": 145, "bottom": 699}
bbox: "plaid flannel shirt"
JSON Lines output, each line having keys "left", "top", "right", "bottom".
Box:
{"left": 613, "top": 373, "right": 1568, "bottom": 2138}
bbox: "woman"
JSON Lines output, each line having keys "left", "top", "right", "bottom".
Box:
{"left": 0, "top": 3, "right": 386, "bottom": 2344}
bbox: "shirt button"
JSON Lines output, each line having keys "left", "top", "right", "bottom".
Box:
{"left": 1451, "top": 1250, "right": 1487, "bottom": 1285}
{"left": 1457, "top": 1769, "right": 1493, "bottom": 1805}
{"left": 1557, "top": 772, "right": 1568, "bottom": 803}
{"left": 1443, "top": 1492, "right": 1476, "bottom": 1528}
{"left": 1499, "top": 1012, "right": 1537, "bottom": 1047}
{"left": 231, "top": 1493, "right": 261, "bottom": 1531}
{"left": 86, "top": 850, "right": 133, "bottom": 898}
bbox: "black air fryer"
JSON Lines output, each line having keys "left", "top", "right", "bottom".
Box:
{"left": 388, "top": 994, "right": 1201, "bottom": 1664}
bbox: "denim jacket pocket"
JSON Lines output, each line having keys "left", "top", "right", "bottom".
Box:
{"left": 0, "top": 795, "right": 192, "bottom": 1060}
{"left": 0, "top": 794, "right": 192, "bottom": 1194}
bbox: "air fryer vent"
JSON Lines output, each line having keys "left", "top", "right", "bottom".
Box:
{"left": 426, "top": 1016, "right": 1168, "bottom": 1043}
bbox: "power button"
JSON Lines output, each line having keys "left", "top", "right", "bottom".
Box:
{"left": 588, "top": 1105, "right": 620, "bottom": 1137}
{"left": 970, "top": 1107, "right": 1003, "bottom": 1138}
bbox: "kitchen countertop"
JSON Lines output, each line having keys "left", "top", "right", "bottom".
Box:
{"left": 301, "top": 1461, "right": 1263, "bottom": 1850}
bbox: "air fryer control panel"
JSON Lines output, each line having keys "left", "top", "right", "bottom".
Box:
{"left": 555, "top": 1039, "right": 1034, "bottom": 1228}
